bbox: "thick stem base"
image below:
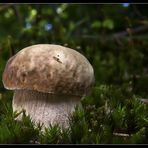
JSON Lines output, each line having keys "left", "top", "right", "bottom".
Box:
{"left": 13, "top": 90, "right": 81, "bottom": 129}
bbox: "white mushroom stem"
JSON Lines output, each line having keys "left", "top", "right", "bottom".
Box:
{"left": 13, "top": 89, "right": 81, "bottom": 129}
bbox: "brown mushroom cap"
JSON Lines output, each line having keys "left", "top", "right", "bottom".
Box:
{"left": 2, "top": 44, "right": 95, "bottom": 96}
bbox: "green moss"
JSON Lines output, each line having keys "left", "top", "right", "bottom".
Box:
{"left": 0, "top": 85, "right": 148, "bottom": 144}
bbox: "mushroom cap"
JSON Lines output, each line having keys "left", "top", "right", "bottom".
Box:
{"left": 2, "top": 44, "right": 95, "bottom": 96}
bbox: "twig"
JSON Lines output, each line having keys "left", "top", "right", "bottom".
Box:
{"left": 139, "top": 98, "right": 148, "bottom": 104}
{"left": 113, "top": 25, "right": 148, "bottom": 40}
{"left": 72, "top": 25, "right": 148, "bottom": 42}
{"left": 113, "top": 132, "right": 131, "bottom": 137}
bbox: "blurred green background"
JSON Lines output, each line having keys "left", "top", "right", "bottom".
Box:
{"left": 0, "top": 4, "right": 148, "bottom": 144}
{"left": 0, "top": 3, "right": 148, "bottom": 96}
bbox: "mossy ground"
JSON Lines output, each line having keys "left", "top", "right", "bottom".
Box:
{"left": 0, "top": 84, "right": 148, "bottom": 144}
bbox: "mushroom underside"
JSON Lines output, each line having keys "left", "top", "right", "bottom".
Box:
{"left": 13, "top": 89, "right": 81, "bottom": 129}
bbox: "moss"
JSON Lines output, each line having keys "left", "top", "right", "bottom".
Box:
{"left": 0, "top": 85, "right": 148, "bottom": 144}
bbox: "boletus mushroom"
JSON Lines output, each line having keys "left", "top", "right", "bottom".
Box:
{"left": 2, "top": 44, "right": 95, "bottom": 129}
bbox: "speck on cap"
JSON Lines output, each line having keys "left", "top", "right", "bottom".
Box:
{"left": 2, "top": 44, "right": 95, "bottom": 96}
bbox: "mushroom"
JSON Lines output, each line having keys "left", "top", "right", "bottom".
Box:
{"left": 2, "top": 44, "right": 95, "bottom": 129}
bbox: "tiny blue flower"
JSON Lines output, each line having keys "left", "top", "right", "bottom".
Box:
{"left": 44, "top": 23, "right": 53, "bottom": 31}
{"left": 26, "top": 22, "right": 32, "bottom": 29}
{"left": 122, "top": 3, "right": 130, "bottom": 7}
